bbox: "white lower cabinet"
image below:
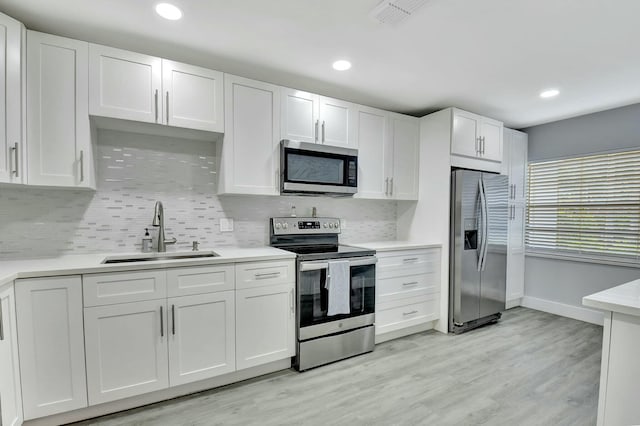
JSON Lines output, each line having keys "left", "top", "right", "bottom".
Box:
{"left": 236, "top": 283, "right": 295, "bottom": 370}
{"left": 0, "top": 283, "right": 22, "bottom": 426}
{"left": 374, "top": 247, "right": 441, "bottom": 342}
{"left": 84, "top": 300, "right": 169, "bottom": 405}
{"left": 168, "top": 291, "right": 235, "bottom": 386}
{"left": 15, "top": 276, "right": 88, "bottom": 420}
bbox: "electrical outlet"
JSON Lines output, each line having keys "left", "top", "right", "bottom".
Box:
{"left": 220, "top": 218, "right": 234, "bottom": 232}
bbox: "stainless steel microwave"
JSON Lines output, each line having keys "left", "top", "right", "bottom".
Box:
{"left": 280, "top": 140, "right": 358, "bottom": 196}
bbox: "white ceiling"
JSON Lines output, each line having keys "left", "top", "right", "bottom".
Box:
{"left": 2, "top": 0, "right": 639, "bottom": 128}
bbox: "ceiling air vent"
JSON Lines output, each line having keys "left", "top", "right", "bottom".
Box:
{"left": 370, "top": 0, "right": 429, "bottom": 25}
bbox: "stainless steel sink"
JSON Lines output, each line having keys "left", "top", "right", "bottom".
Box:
{"left": 101, "top": 251, "right": 219, "bottom": 264}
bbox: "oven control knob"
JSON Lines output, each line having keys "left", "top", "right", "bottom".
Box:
{"left": 328, "top": 223, "right": 334, "bottom": 229}
{"left": 323, "top": 223, "right": 328, "bottom": 228}
{"left": 283, "top": 223, "right": 289, "bottom": 229}
{"left": 275, "top": 223, "right": 281, "bottom": 229}
{"left": 334, "top": 222, "right": 340, "bottom": 228}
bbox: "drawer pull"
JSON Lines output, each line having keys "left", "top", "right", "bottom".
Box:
{"left": 403, "top": 258, "right": 419, "bottom": 263}
{"left": 402, "top": 281, "right": 419, "bottom": 286}
{"left": 254, "top": 272, "right": 281, "bottom": 279}
{"left": 403, "top": 310, "right": 419, "bottom": 316}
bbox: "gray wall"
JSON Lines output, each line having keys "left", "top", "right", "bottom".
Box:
{"left": 523, "top": 103, "right": 640, "bottom": 311}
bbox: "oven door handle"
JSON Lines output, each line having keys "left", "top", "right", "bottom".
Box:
{"left": 299, "top": 256, "right": 377, "bottom": 272}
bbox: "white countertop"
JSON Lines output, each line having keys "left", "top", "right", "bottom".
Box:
{"left": 346, "top": 241, "right": 442, "bottom": 252}
{"left": 583, "top": 279, "right": 640, "bottom": 317}
{"left": 0, "top": 247, "right": 295, "bottom": 288}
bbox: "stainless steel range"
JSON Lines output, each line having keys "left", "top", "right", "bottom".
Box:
{"left": 270, "top": 217, "right": 376, "bottom": 371}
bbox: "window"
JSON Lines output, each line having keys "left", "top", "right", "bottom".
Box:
{"left": 527, "top": 149, "right": 640, "bottom": 261}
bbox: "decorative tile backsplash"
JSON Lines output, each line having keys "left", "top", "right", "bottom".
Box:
{"left": 0, "top": 129, "right": 397, "bottom": 259}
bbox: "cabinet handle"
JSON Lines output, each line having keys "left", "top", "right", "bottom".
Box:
{"left": 475, "top": 137, "right": 479, "bottom": 154}
{"left": 513, "top": 184, "right": 517, "bottom": 199}
{"left": 403, "top": 257, "right": 419, "bottom": 263}
{"left": 321, "top": 120, "right": 325, "bottom": 143}
{"left": 314, "top": 120, "right": 319, "bottom": 142}
{"left": 403, "top": 310, "right": 418, "bottom": 316}
{"left": 166, "top": 92, "right": 170, "bottom": 124}
{"left": 79, "top": 150, "right": 84, "bottom": 182}
{"left": 160, "top": 305, "right": 164, "bottom": 337}
{"left": 154, "top": 90, "right": 159, "bottom": 123}
{"left": 0, "top": 300, "right": 4, "bottom": 341}
{"left": 171, "top": 304, "right": 175, "bottom": 335}
{"left": 255, "top": 271, "right": 281, "bottom": 279}
{"left": 390, "top": 177, "right": 393, "bottom": 196}
{"left": 11, "top": 142, "right": 18, "bottom": 177}
{"left": 290, "top": 289, "right": 294, "bottom": 315}
{"left": 385, "top": 177, "right": 389, "bottom": 196}
{"left": 402, "top": 281, "right": 419, "bottom": 286}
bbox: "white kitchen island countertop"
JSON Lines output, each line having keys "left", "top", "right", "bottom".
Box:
{"left": 0, "top": 246, "right": 295, "bottom": 288}
{"left": 583, "top": 279, "right": 640, "bottom": 317}
{"left": 346, "top": 241, "right": 442, "bottom": 251}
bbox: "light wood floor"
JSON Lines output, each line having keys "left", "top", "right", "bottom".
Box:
{"left": 72, "top": 307, "right": 602, "bottom": 426}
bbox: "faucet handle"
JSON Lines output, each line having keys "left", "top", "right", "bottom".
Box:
{"left": 192, "top": 241, "right": 200, "bottom": 252}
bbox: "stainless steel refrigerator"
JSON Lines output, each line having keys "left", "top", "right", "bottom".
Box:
{"left": 449, "top": 169, "right": 508, "bottom": 334}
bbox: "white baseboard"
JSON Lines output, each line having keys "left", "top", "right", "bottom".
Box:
{"left": 521, "top": 296, "right": 604, "bottom": 326}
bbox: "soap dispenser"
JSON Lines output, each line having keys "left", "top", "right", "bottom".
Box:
{"left": 142, "top": 228, "right": 153, "bottom": 253}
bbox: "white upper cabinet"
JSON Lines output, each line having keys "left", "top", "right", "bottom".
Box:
{"left": 162, "top": 59, "right": 223, "bottom": 132}
{"left": 89, "top": 44, "right": 162, "bottom": 124}
{"left": 280, "top": 88, "right": 318, "bottom": 143}
{"left": 220, "top": 74, "right": 280, "bottom": 195}
{"left": 355, "top": 106, "right": 391, "bottom": 199}
{"left": 89, "top": 44, "right": 223, "bottom": 132}
{"left": 15, "top": 276, "right": 88, "bottom": 420}
{"left": 0, "top": 13, "right": 24, "bottom": 185}
{"left": 27, "top": 31, "right": 93, "bottom": 188}
{"left": 507, "top": 129, "right": 528, "bottom": 202}
{"left": 390, "top": 113, "right": 420, "bottom": 200}
{"left": 280, "top": 87, "right": 357, "bottom": 148}
{"left": 451, "top": 108, "right": 503, "bottom": 167}
{"left": 356, "top": 109, "right": 419, "bottom": 201}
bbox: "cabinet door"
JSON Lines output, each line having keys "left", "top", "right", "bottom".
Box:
{"left": 89, "top": 44, "right": 162, "bottom": 124}
{"left": 319, "top": 96, "right": 357, "bottom": 148}
{"left": 480, "top": 118, "right": 503, "bottom": 162}
{"left": 162, "top": 59, "right": 223, "bottom": 132}
{"left": 15, "top": 276, "right": 87, "bottom": 420}
{"left": 27, "top": 31, "right": 93, "bottom": 188}
{"left": 280, "top": 87, "right": 318, "bottom": 143}
{"left": 220, "top": 74, "right": 280, "bottom": 195}
{"left": 508, "top": 129, "right": 528, "bottom": 202}
{"left": 355, "top": 106, "right": 391, "bottom": 199}
{"left": 236, "top": 283, "right": 295, "bottom": 370}
{"left": 168, "top": 292, "right": 235, "bottom": 386}
{"left": 506, "top": 203, "right": 525, "bottom": 302}
{"left": 391, "top": 113, "right": 420, "bottom": 200}
{"left": 451, "top": 109, "right": 481, "bottom": 159}
{"left": 0, "top": 13, "right": 23, "bottom": 184}
{"left": 0, "top": 284, "right": 22, "bottom": 426}
{"left": 84, "top": 300, "right": 169, "bottom": 405}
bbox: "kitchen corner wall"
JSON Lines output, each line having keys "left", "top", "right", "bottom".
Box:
{"left": 0, "top": 129, "right": 397, "bottom": 259}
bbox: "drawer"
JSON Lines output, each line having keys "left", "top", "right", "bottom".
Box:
{"left": 167, "top": 264, "right": 234, "bottom": 297}
{"left": 376, "top": 293, "right": 440, "bottom": 335}
{"left": 376, "top": 272, "right": 439, "bottom": 304}
{"left": 235, "top": 260, "right": 294, "bottom": 289}
{"left": 376, "top": 248, "right": 440, "bottom": 279}
{"left": 83, "top": 270, "right": 167, "bottom": 306}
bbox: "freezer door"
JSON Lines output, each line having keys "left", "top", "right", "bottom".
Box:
{"left": 450, "top": 169, "right": 483, "bottom": 325}
{"left": 479, "top": 173, "right": 508, "bottom": 317}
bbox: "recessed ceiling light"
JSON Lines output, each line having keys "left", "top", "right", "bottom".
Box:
{"left": 332, "top": 60, "right": 352, "bottom": 71}
{"left": 155, "top": 3, "right": 182, "bottom": 20}
{"left": 540, "top": 89, "right": 559, "bottom": 98}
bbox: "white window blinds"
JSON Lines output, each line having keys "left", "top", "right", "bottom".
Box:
{"left": 527, "top": 149, "right": 640, "bottom": 260}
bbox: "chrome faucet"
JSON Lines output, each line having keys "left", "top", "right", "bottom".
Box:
{"left": 152, "top": 201, "right": 177, "bottom": 252}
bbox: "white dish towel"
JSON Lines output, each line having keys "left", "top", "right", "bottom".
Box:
{"left": 326, "top": 260, "right": 351, "bottom": 316}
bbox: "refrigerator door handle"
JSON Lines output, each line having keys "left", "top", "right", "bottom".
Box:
{"left": 476, "top": 179, "right": 486, "bottom": 271}
{"left": 478, "top": 177, "right": 489, "bottom": 272}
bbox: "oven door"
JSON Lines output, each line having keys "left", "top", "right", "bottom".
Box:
{"left": 298, "top": 256, "right": 376, "bottom": 340}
